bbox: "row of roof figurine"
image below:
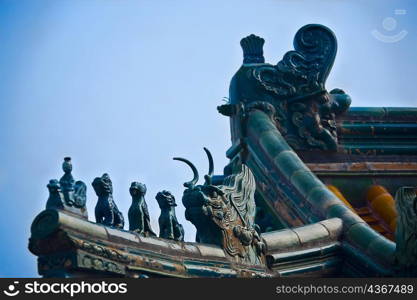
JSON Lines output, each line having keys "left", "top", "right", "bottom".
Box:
{"left": 46, "top": 157, "right": 185, "bottom": 241}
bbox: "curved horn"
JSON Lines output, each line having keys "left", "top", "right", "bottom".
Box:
{"left": 203, "top": 147, "right": 214, "bottom": 185}
{"left": 173, "top": 157, "right": 199, "bottom": 188}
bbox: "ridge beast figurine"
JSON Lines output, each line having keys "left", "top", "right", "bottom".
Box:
{"left": 46, "top": 157, "right": 87, "bottom": 218}
{"left": 128, "top": 181, "right": 156, "bottom": 236}
{"left": 156, "top": 190, "right": 184, "bottom": 241}
{"left": 46, "top": 179, "right": 64, "bottom": 210}
{"left": 174, "top": 148, "right": 266, "bottom": 265}
{"left": 92, "top": 173, "right": 124, "bottom": 228}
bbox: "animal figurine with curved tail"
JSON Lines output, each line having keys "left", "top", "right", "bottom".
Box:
{"left": 156, "top": 190, "right": 184, "bottom": 241}
{"left": 395, "top": 186, "right": 417, "bottom": 277}
{"left": 128, "top": 181, "right": 156, "bottom": 236}
{"left": 92, "top": 173, "right": 124, "bottom": 228}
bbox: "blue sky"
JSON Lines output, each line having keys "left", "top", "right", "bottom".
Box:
{"left": 0, "top": 0, "right": 416, "bottom": 277}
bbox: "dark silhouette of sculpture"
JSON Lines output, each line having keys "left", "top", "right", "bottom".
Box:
{"left": 155, "top": 190, "right": 184, "bottom": 241}
{"left": 395, "top": 186, "right": 417, "bottom": 277}
{"left": 59, "top": 157, "right": 87, "bottom": 209}
{"left": 73, "top": 181, "right": 87, "bottom": 208}
{"left": 46, "top": 179, "right": 64, "bottom": 210}
{"left": 46, "top": 158, "right": 87, "bottom": 218}
{"left": 60, "top": 157, "right": 75, "bottom": 206}
{"left": 128, "top": 182, "right": 156, "bottom": 236}
{"left": 174, "top": 148, "right": 266, "bottom": 265}
{"left": 92, "top": 173, "right": 124, "bottom": 228}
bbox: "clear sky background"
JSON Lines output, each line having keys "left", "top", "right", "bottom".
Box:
{"left": 0, "top": 0, "right": 416, "bottom": 277}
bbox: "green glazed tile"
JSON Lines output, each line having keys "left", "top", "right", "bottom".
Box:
{"left": 273, "top": 150, "right": 309, "bottom": 180}
{"left": 259, "top": 130, "right": 290, "bottom": 157}
{"left": 290, "top": 170, "right": 323, "bottom": 197}
{"left": 345, "top": 223, "right": 380, "bottom": 250}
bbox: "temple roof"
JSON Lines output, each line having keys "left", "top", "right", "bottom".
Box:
{"left": 28, "top": 23, "right": 417, "bottom": 278}
{"left": 29, "top": 209, "right": 343, "bottom": 277}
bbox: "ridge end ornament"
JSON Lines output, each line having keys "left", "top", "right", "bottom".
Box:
{"left": 228, "top": 24, "right": 351, "bottom": 151}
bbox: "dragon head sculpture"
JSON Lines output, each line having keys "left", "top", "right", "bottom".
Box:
{"left": 221, "top": 24, "right": 351, "bottom": 151}
{"left": 174, "top": 149, "right": 265, "bottom": 265}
